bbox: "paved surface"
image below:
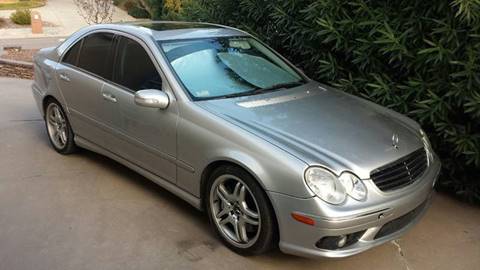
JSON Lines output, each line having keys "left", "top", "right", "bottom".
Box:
{"left": 0, "top": 0, "right": 135, "bottom": 39}
{"left": 0, "top": 77, "right": 479, "bottom": 270}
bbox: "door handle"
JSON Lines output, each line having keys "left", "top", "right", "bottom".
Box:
{"left": 102, "top": 92, "right": 117, "bottom": 103}
{"left": 59, "top": 73, "right": 70, "bottom": 82}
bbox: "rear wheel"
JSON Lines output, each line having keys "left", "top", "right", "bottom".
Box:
{"left": 45, "top": 100, "right": 77, "bottom": 154}
{"left": 206, "top": 165, "right": 277, "bottom": 255}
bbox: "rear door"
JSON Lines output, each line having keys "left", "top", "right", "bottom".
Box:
{"left": 55, "top": 32, "right": 115, "bottom": 146}
{"left": 100, "top": 35, "right": 179, "bottom": 183}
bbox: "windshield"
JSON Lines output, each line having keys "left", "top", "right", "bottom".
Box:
{"left": 158, "top": 37, "right": 304, "bottom": 99}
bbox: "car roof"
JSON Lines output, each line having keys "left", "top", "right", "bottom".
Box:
{"left": 56, "top": 21, "right": 250, "bottom": 59}
{"left": 107, "top": 21, "right": 249, "bottom": 41}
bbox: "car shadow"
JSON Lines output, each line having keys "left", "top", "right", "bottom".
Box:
{"left": 76, "top": 148, "right": 318, "bottom": 261}
{"left": 30, "top": 122, "right": 316, "bottom": 261}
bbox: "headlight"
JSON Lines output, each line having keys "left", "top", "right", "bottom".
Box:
{"left": 339, "top": 172, "right": 367, "bottom": 201}
{"left": 305, "top": 167, "right": 346, "bottom": 204}
{"left": 304, "top": 167, "right": 367, "bottom": 204}
{"left": 420, "top": 129, "right": 434, "bottom": 164}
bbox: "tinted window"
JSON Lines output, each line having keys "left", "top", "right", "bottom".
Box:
{"left": 113, "top": 37, "right": 161, "bottom": 91}
{"left": 62, "top": 39, "right": 82, "bottom": 66}
{"left": 78, "top": 33, "right": 114, "bottom": 80}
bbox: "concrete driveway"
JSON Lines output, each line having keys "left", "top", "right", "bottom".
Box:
{"left": 0, "top": 77, "right": 479, "bottom": 270}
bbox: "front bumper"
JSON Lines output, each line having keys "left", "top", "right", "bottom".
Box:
{"left": 268, "top": 156, "right": 441, "bottom": 258}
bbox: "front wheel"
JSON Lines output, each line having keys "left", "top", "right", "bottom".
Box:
{"left": 206, "top": 165, "right": 277, "bottom": 255}
{"left": 45, "top": 100, "right": 77, "bottom": 154}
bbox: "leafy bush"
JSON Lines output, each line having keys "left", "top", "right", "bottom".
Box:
{"left": 164, "top": 0, "right": 209, "bottom": 20}
{"left": 10, "top": 9, "right": 31, "bottom": 25}
{"left": 181, "top": 0, "right": 480, "bottom": 202}
{"left": 121, "top": 0, "right": 147, "bottom": 18}
{"left": 116, "top": 0, "right": 164, "bottom": 19}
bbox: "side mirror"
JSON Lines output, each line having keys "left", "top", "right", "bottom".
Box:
{"left": 134, "top": 89, "right": 170, "bottom": 109}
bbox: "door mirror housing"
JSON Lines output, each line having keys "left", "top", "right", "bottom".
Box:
{"left": 134, "top": 89, "right": 170, "bottom": 109}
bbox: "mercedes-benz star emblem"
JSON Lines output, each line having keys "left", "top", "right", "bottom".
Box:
{"left": 392, "top": 133, "right": 399, "bottom": 150}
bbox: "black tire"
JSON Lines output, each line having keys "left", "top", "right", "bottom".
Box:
{"left": 205, "top": 165, "right": 278, "bottom": 255}
{"left": 44, "top": 99, "right": 77, "bottom": 155}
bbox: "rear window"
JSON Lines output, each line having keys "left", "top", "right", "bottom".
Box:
{"left": 77, "top": 32, "right": 115, "bottom": 80}
{"left": 62, "top": 40, "right": 82, "bottom": 66}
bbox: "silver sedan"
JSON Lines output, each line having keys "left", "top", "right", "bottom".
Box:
{"left": 32, "top": 21, "right": 441, "bottom": 258}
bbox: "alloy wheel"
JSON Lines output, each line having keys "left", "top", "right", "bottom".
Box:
{"left": 209, "top": 174, "right": 261, "bottom": 248}
{"left": 46, "top": 103, "right": 68, "bottom": 149}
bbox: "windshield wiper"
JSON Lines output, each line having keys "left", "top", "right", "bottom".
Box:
{"left": 220, "top": 91, "right": 256, "bottom": 99}
{"left": 251, "top": 81, "right": 304, "bottom": 94}
{"left": 219, "top": 81, "right": 305, "bottom": 99}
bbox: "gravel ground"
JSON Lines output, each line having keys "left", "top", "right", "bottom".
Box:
{"left": 0, "top": 63, "right": 33, "bottom": 79}
{"left": 0, "top": 48, "right": 36, "bottom": 79}
{"left": 1, "top": 48, "right": 38, "bottom": 62}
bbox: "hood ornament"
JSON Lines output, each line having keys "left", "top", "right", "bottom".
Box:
{"left": 392, "top": 133, "right": 399, "bottom": 150}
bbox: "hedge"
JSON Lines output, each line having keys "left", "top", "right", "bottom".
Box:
{"left": 10, "top": 9, "right": 31, "bottom": 25}
{"left": 168, "top": 0, "right": 480, "bottom": 202}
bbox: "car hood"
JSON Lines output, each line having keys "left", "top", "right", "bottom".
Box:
{"left": 197, "top": 81, "right": 424, "bottom": 179}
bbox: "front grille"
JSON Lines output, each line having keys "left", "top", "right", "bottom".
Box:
{"left": 374, "top": 200, "right": 427, "bottom": 239}
{"left": 371, "top": 148, "right": 428, "bottom": 191}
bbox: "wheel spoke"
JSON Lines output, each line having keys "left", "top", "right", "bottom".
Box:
{"left": 240, "top": 202, "right": 259, "bottom": 219}
{"left": 58, "top": 131, "right": 64, "bottom": 143}
{"left": 215, "top": 205, "right": 231, "bottom": 219}
{"left": 233, "top": 218, "right": 247, "bottom": 243}
{"left": 238, "top": 185, "right": 246, "bottom": 202}
{"left": 219, "top": 215, "right": 232, "bottom": 226}
{"left": 48, "top": 114, "right": 56, "bottom": 125}
{"left": 237, "top": 219, "right": 248, "bottom": 242}
{"left": 241, "top": 214, "right": 259, "bottom": 226}
{"left": 60, "top": 130, "right": 67, "bottom": 144}
{"left": 233, "top": 182, "right": 242, "bottom": 200}
{"left": 53, "top": 107, "right": 62, "bottom": 122}
{"left": 216, "top": 186, "right": 231, "bottom": 205}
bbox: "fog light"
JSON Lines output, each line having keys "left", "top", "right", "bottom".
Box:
{"left": 316, "top": 231, "right": 366, "bottom": 250}
{"left": 337, "top": 235, "right": 347, "bottom": 248}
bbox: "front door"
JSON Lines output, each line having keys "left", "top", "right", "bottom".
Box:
{"left": 101, "top": 35, "right": 178, "bottom": 183}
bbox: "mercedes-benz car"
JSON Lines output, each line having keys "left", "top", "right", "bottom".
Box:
{"left": 32, "top": 21, "right": 441, "bottom": 258}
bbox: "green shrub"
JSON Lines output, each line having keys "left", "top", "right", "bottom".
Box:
{"left": 10, "top": 9, "right": 31, "bottom": 25}
{"left": 122, "top": 0, "right": 148, "bottom": 18}
{"left": 182, "top": 0, "right": 480, "bottom": 202}
{"left": 119, "top": 0, "right": 164, "bottom": 19}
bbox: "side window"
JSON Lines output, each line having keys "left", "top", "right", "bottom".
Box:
{"left": 62, "top": 39, "right": 82, "bottom": 66}
{"left": 77, "top": 32, "right": 115, "bottom": 80}
{"left": 113, "top": 36, "right": 162, "bottom": 91}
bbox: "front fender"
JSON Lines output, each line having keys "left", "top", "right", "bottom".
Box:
{"left": 176, "top": 103, "right": 314, "bottom": 199}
